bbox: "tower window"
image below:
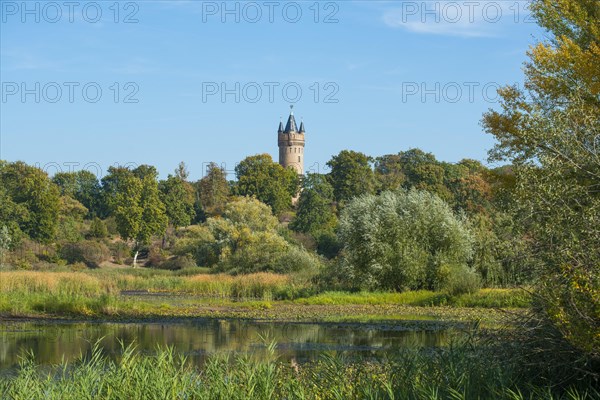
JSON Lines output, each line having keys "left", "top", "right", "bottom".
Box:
{"left": 298, "top": 156, "right": 301, "bottom": 162}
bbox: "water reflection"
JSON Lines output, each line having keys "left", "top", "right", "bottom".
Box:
{"left": 0, "top": 319, "right": 457, "bottom": 370}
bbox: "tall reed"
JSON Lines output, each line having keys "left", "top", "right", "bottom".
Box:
{"left": 0, "top": 339, "right": 596, "bottom": 399}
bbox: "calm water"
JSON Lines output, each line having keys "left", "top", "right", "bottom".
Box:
{"left": 0, "top": 319, "right": 459, "bottom": 371}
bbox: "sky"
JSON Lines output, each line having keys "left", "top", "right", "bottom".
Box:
{"left": 0, "top": 0, "right": 546, "bottom": 180}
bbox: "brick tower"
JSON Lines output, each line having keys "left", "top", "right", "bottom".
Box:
{"left": 278, "top": 105, "right": 305, "bottom": 175}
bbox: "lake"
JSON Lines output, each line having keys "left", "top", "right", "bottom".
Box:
{"left": 0, "top": 318, "right": 460, "bottom": 371}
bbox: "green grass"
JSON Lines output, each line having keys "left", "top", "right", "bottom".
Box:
{"left": 0, "top": 269, "right": 530, "bottom": 320}
{"left": 1, "top": 339, "right": 596, "bottom": 400}
{"left": 295, "top": 289, "right": 530, "bottom": 308}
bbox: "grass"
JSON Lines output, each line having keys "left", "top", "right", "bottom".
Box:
{"left": 294, "top": 288, "right": 531, "bottom": 308}
{"left": 0, "top": 269, "right": 529, "bottom": 321}
{"left": 1, "top": 339, "right": 597, "bottom": 399}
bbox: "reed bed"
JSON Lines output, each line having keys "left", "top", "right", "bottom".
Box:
{"left": 0, "top": 270, "right": 300, "bottom": 316}
{"left": 0, "top": 271, "right": 114, "bottom": 296}
{"left": 0, "top": 340, "right": 596, "bottom": 400}
{"left": 0, "top": 269, "right": 529, "bottom": 318}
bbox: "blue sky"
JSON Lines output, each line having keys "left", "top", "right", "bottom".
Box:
{"left": 0, "top": 1, "right": 545, "bottom": 180}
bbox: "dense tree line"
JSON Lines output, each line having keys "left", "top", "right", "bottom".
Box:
{"left": 0, "top": 148, "right": 526, "bottom": 288}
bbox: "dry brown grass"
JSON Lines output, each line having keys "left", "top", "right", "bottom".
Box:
{"left": 0, "top": 271, "right": 114, "bottom": 295}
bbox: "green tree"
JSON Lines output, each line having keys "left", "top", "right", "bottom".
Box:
{"left": 396, "top": 149, "right": 453, "bottom": 202}
{"left": 88, "top": 217, "right": 108, "bottom": 239}
{"left": 159, "top": 175, "right": 195, "bottom": 228}
{"left": 56, "top": 195, "right": 88, "bottom": 243}
{"left": 103, "top": 166, "right": 167, "bottom": 265}
{"left": 374, "top": 154, "right": 406, "bottom": 192}
{"left": 196, "top": 162, "right": 230, "bottom": 216}
{"left": 0, "top": 161, "right": 60, "bottom": 243}
{"left": 174, "top": 197, "right": 319, "bottom": 274}
{"left": 53, "top": 171, "right": 102, "bottom": 218}
{"left": 327, "top": 150, "right": 375, "bottom": 203}
{"left": 290, "top": 173, "right": 337, "bottom": 235}
{"left": 482, "top": 0, "right": 599, "bottom": 356}
{"left": 234, "top": 154, "right": 298, "bottom": 214}
{"left": 0, "top": 183, "right": 28, "bottom": 246}
{"left": 0, "top": 225, "right": 11, "bottom": 266}
{"left": 338, "top": 190, "right": 474, "bottom": 291}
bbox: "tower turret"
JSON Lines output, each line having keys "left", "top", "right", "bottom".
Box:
{"left": 278, "top": 105, "right": 305, "bottom": 175}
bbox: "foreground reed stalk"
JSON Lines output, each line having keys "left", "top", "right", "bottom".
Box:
{"left": 1, "top": 340, "right": 597, "bottom": 400}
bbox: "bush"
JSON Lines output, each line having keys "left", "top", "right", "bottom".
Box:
{"left": 272, "top": 246, "right": 322, "bottom": 274}
{"left": 315, "top": 230, "right": 342, "bottom": 259}
{"left": 173, "top": 225, "right": 219, "bottom": 267}
{"left": 338, "top": 189, "right": 474, "bottom": 291}
{"left": 87, "top": 217, "right": 108, "bottom": 239}
{"left": 60, "top": 240, "right": 110, "bottom": 268}
{"left": 177, "top": 198, "right": 320, "bottom": 275}
{"left": 440, "top": 265, "right": 481, "bottom": 296}
{"left": 146, "top": 246, "right": 167, "bottom": 268}
{"left": 158, "top": 255, "right": 197, "bottom": 270}
{"left": 109, "top": 241, "right": 130, "bottom": 264}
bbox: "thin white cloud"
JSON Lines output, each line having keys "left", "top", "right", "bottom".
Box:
{"left": 382, "top": 1, "right": 532, "bottom": 38}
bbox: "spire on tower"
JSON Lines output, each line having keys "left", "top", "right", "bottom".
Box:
{"left": 299, "top": 119, "right": 305, "bottom": 133}
{"left": 284, "top": 105, "right": 297, "bottom": 133}
{"left": 278, "top": 118, "right": 284, "bottom": 133}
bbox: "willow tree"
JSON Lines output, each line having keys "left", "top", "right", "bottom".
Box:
{"left": 338, "top": 190, "right": 474, "bottom": 292}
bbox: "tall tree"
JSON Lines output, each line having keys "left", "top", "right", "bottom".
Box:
{"left": 374, "top": 154, "right": 406, "bottom": 192}
{"left": 326, "top": 150, "right": 375, "bottom": 204}
{"left": 174, "top": 161, "right": 190, "bottom": 180}
{"left": 482, "top": 0, "right": 599, "bottom": 358}
{"left": 103, "top": 166, "right": 167, "bottom": 265}
{"left": 159, "top": 175, "right": 195, "bottom": 228}
{"left": 53, "top": 170, "right": 102, "bottom": 218}
{"left": 196, "top": 162, "right": 230, "bottom": 216}
{"left": 137, "top": 173, "right": 168, "bottom": 245}
{"left": 290, "top": 173, "right": 337, "bottom": 235}
{"left": 234, "top": 154, "right": 298, "bottom": 214}
{"left": 0, "top": 161, "right": 60, "bottom": 243}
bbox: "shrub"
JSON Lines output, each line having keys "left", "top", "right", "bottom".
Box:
{"left": 146, "top": 246, "right": 167, "bottom": 268}
{"left": 338, "top": 189, "right": 474, "bottom": 291}
{"left": 315, "top": 230, "right": 342, "bottom": 259}
{"left": 173, "top": 225, "right": 219, "bottom": 267}
{"left": 158, "top": 255, "right": 197, "bottom": 270}
{"left": 271, "top": 246, "right": 322, "bottom": 274}
{"left": 88, "top": 217, "right": 108, "bottom": 239}
{"left": 440, "top": 264, "right": 481, "bottom": 296}
{"left": 60, "top": 240, "right": 110, "bottom": 268}
{"left": 109, "top": 241, "right": 130, "bottom": 264}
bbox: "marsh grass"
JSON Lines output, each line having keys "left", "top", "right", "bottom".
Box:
{"left": 295, "top": 289, "right": 530, "bottom": 308}
{"left": 0, "top": 339, "right": 596, "bottom": 400}
{"left": 0, "top": 270, "right": 529, "bottom": 318}
{"left": 0, "top": 270, "right": 302, "bottom": 316}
